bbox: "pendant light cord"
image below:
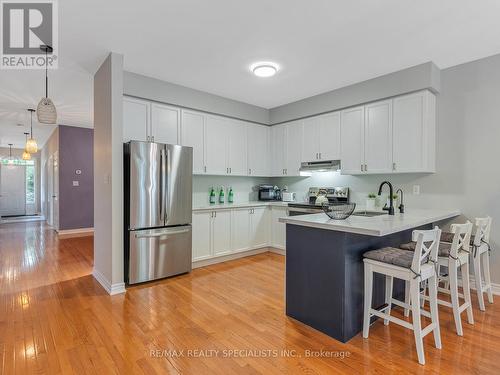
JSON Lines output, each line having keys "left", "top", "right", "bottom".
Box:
{"left": 45, "top": 47, "right": 48, "bottom": 98}
{"left": 30, "top": 110, "right": 33, "bottom": 139}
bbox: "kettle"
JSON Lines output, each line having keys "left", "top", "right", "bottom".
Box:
{"left": 315, "top": 189, "right": 329, "bottom": 205}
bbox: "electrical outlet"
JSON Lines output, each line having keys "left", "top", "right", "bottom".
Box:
{"left": 413, "top": 185, "right": 420, "bottom": 195}
{"left": 73, "top": 181, "right": 79, "bottom": 187}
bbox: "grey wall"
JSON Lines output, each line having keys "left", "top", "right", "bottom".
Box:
{"left": 274, "top": 53, "right": 500, "bottom": 283}
{"left": 269, "top": 62, "right": 441, "bottom": 124}
{"left": 123, "top": 71, "right": 270, "bottom": 125}
{"left": 58, "top": 125, "right": 93, "bottom": 230}
{"left": 41, "top": 127, "right": 59, "bottom": 219}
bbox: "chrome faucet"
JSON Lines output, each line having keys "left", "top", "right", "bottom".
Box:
{"left": 396, "top": 188, "right": 405, "bottom": 213}
{"left": 378, "top": 181, "right": 395, "bottom": 215}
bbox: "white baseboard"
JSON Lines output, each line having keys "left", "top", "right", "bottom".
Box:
{"left": 458, "top": 275, "right": 500, "bottom": 296}
{"left": 92, "top": 268, "right": 126, "bottom": 295}
{"left": 58, "top": 227, "right": 94, "bottom": 238}
{"left": 268, "top": 247, "right": 285, "bottom": 255}
{"left": 193, "top": 247, "right": 270, "bottom": 269}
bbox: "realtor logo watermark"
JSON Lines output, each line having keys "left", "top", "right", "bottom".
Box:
{"left": 1, "top": 0, "right": 58, "bottom": 69}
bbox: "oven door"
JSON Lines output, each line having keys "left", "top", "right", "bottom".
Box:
{"left": 287, "top": 207, "right": 323, "bottom": 216}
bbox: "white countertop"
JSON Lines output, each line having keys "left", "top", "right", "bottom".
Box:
{"left": 279, "top": 208, "right": 461, "bottom": 237}
{"left": 193, "top": 201, "right": 293, "bottom": 211}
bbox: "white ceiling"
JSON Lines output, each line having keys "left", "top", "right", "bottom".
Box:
{"left": 1, "top": 0, "right": 500, "bottom": 147}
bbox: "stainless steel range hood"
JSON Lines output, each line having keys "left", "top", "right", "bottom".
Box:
{"left": 299, "top": 160, "right": 341, "bottom": 174}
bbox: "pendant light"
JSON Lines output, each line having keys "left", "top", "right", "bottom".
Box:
{"left": 36, "top": 45, "right": 57, "bottom": 124}
{"left": 22, "top": 133, "right": 31, "bottom": 161}
{"left": 25, "top": 109, "right": 38, "bottom": 153}
{"left": 5, "top": 144, "right": 16, "bottom": 168}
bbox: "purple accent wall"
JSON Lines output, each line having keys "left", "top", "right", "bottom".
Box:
{"left": 58, "top": 125, "right": 94, "bottom": 230}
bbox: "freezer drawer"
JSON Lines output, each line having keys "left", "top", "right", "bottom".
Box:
{"left": 128, "top": 225, "right": 192, "bottom": 284}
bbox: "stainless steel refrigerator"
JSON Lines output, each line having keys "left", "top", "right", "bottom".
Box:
{"left": 124, "top": 141, "right": 193, "bottom": 284}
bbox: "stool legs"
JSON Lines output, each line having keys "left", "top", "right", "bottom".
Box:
{"left": 404, "top": 280, "right": 410, "bottom": 317}
{"left": 428, "top": 273, "right": 442, "bottom": 350}
{"left": 473, "top": 254, "right": 486, "bottom": 311}
{"left": 363, "top": 264, "right": 373, "bottom": 338}
{"left": 461, "top": 261, "right": 474, "bottom": 325}
{"left": 482, "top": 253, "right": 494, "bottom": 304}
{"left": 449, "top": 263, "right": 463, "bottom": 336}
{"left": 384, "top": 275, "right": 393, "bottom": 325}
{"left": 410, "top": 279, "right": 425, "bottom": 365}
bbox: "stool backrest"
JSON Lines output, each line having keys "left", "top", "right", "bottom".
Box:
{"left": 474, "top": 217, "right": 492, "bottom": 246}
{"left": 449, "top": 221, "right": 473, "bottom": 258}
{"left": 411, "top": 226, "right": 441, "bottom": 274}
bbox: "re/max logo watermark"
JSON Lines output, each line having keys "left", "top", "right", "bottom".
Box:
{"left": 1, "top": 0, "right": 58, "bottom": 69}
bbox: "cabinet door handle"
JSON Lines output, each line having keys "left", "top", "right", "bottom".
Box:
{"left": 229, "top": 167, "right": 232, "bottom": 174}
{"left": 361, "top": 164, "right": 363, "bottom": 172}
{"left": 248, "top": 168, "right": 251, "bottom": 175}
{"left": 392, "top": 162, "right": 396, "bottom": 171}
{"left": 364, "top": 164, "right": 367, "bottom": 172}
{"left": 204, "top": 166, "right": 207, "bottom": 173}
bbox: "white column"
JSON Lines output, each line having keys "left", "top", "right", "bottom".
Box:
{"left": 93, "top": 52, "right": 125, "bottom": 295}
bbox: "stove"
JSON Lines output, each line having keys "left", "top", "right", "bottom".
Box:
{"left": 288, "top": 187, "right": 349, "bottom": 216}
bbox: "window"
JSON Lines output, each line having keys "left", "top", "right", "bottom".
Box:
{"left": 26, "top": 165, "right": 35, "bottom": 204}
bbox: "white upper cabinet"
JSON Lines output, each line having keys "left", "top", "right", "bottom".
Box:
{"left": 364, "top": 100, "right": 393, "bottom": 174}
{"left": 302, "top": 112, "right": 341, "bottom": 162}
{"left": 271, "top": 124, "right": 287, "bottom": 176}
{"left": 340, "top": 106, "right": 365, "bottom": 174}
{"left": 226, "top": 119, "right": 248, "bottom": 176}
{"left": 205, "top": 115, "right": 229, "bottom": 175}
{"left": 340, "top": 91, "right": 436, "bottom": 175}
{"left": 123, "top": 97, "right": 149, "bottom": 142}
{"left": 181, "top": 110, "right": 205, "bottom": 174}
{"left": 393, "top": 90, "right": 436, "bottom": 173}
{"left": 319, "top": 112, "right": 341, "bottom": 161}
{"left": 151, "top": 103, "right": 180, "bottom": 144}
{"left": 302, "top": 117, "right": 319, "bottom": 162}
{"left": 285, "top": 121, "right": 303, "bottom": 176}
{"left": 247, "top": 124, "right": 270, "bottom": 176}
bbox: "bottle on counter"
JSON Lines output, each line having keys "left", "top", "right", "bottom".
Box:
{"left": 219, "top": 186, "right": 225, "bottom": 204}
{"left": 228, "top": 187, "right": 234, "bottom": 203}
{"left": 209, "top": 187, "right": 216, "bottom": 204}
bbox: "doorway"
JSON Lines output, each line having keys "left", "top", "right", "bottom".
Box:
{"left": 0, "top": 164, "right": 26, "bottom": 216}
{"left": 0, "top": 159, "right": 37, "bottom": 218}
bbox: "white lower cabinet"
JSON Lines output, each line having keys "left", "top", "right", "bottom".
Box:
{"left": 231, "top": 208, "right": 251, "bottom": 253}
{"left": 193, "top": 206, "right": 275, "bottom": 263}
{"left": 192, "top": 211, "right": 212, "bottom": 261}
{"left": 192, "top": 209, "right": 231, "bottom": 261}
{"left": 250, "top": 207, "right": 269, "bottom": 248}
{"left": 212, "top": 210, "right": 232, "bottom": 256}
{"left": 271, "top": 206, "right": 287, "bottom": 249}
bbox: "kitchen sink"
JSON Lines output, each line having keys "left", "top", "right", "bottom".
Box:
{"left": 351, "top": 211, "right": 388, "bottom": 217}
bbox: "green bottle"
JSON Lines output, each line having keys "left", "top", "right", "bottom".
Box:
{"left": 228, "top": 187, "right": 234, "bottom": 203}
{"left": 219, "top": 186, "right": 225, "bottom": 204}
{"left": 209, "top": 187, "right": 216, "bottom": 204}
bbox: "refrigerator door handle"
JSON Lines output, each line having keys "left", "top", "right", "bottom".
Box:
{"left": 134, "top": 227, "right": 190, "bottom": 239}
{"left": 160, "top": 146, "right": 168, "bottom": 224}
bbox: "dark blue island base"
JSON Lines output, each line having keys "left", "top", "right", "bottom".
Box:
{"left": 285, "top": 223, "right": 431, "bottom": 343}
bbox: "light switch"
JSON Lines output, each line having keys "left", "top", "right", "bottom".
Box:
{"left": 413, "top": 185, "right": 420, "bottom": 195}
{"left": 73, "top": 181, "right": 79, "bottom": 187}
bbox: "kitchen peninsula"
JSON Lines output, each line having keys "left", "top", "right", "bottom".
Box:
{"left": 279, "top": 208, "right": 460, "bottom": 342}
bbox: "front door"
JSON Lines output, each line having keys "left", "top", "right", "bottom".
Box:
{"left": 0, "top": 164, "right": 26, "bottom": 217}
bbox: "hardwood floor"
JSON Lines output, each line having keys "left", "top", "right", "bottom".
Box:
{"left": 1, "top": 221, "right": 499, "bottom": 374}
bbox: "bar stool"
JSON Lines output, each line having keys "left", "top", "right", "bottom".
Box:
{"left": 363, "top": 227, "right": 442, "bottom": 365}
{"left": 401, "top": 222, "right": 474, "bottom": 336}
{"left": 471, "top": 217, "right": 493, "bottom": 311}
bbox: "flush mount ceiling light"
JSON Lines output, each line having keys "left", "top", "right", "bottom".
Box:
{"left": 37, "top": 45, "right": 57, "bottom": 124}
{"left": 250, "top": 61, "right": 280, "bottom": 78}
